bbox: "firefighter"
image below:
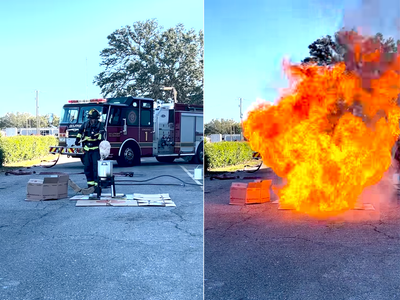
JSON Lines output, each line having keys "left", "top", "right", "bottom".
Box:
{"left": 75, "top": 108, "right": 105, "bottom": 188}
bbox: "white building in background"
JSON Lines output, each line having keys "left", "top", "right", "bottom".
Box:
{"left": 5, "top": 128, "right": 18, "bottom": 136}
{"left": 2, "top": 127, "right": 58, "bottom": 136}
{"left": 210, "top": 134, "right": 222, "bottom": 143}
{"left": 208, "top": 133, "right": 244, "bottom": 142}
{"left": 223, "top": 134, "right": 243, "bottom": 141}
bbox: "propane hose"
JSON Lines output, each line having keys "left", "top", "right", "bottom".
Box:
{"left": 115, "top": 183, "right": 185, "bottom": 186}
{"left": 114, "top": 174, "right": 202, "bottom": 186}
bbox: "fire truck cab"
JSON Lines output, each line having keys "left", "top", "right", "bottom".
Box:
{"left": 50, "top": 97, "right": 203, "bottom": 166}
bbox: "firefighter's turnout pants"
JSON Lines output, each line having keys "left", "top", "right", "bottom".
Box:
{"left": 83, "top": 149, "right": 100, "bottom": 187}
{"left": 76, "top": 120, "right": 104, "bottom": 187}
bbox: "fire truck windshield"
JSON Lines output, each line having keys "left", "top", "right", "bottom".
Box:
{"left": 60, "top": 107, "right": 79, "bottom": 124}
{"left": 60, "top": 105, "right": 104, "bottom": 125}
{"left": 78, "top": 106, "right": 103, "bottom": 123}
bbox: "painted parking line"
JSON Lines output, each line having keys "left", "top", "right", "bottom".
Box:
{"left": 179, "top": 165, "right": 203, "bottom": 189}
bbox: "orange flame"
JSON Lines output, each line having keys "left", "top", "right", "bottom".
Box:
{"left": 243, "top": 31, "right": 400, "bottom": 217}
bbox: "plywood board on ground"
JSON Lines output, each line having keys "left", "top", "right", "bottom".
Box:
{"left": 88, "top": 194, "right": 126, "bottom": 200}
{"left": 271, "top": 201, "right": 375, "bottom": 211}
{"left": 133, "top": 193, "right": 171, "bottom": 200}
{"left": 70, "top": 194, "right": 126, "bottom": 201}
{"left": 137, "top": 199, "right": 176, "bottom": 207}
{"left": 278, "top": 203, "right": 296, "bottom": 210}
{"left": 353, "top": 203, "right": 375, "bottom": 211}
{"left": 275, "top": 201, "right": 375, "bottom": 211}
{"left": 138, "top": 200, "right": 166, "bottom": 206}
{"left": 73, "top": 193, "right": 176, "bottom": 207}
{"left": 76, "top": 199, "right": 138, "bottom": 207}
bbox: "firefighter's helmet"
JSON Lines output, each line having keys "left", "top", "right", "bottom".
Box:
{"left": 88, "top": 108, "right": 100, "bottom": 119}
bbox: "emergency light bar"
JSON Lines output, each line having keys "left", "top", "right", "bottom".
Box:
{"left": 68, "top": 99, "right": 107, "bottom": 104}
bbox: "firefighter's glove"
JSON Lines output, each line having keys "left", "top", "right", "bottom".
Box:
{"left": 75, "top": 138, "right": 80, "bottom": 146}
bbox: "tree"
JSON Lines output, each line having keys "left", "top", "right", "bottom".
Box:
{"left": 0, "top": 112, "right": 29, "bottom": 129}
{"left": 51, "top": 114, "right": 60, "bottom": 127}
{"left": 302, "top": 30, "right": 399, "bottom": 66}
{"left": 0, "top": 112, "right": 59, "bottom": 129}
{"left": 204, "top": 119, "right": 242, "bottom": 135}
{"left": 302, "top": 34, "right": 343, "bottom": 65}
{"left": 94, "top": 19, "right": 203, "bottom": 105}
{"left": 300, "top": 30, "right": 400, "bottom": 119}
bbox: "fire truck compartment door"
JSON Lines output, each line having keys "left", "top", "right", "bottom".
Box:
{"left": 195, "top": 116, "right": 203, "bottom": 142}
{"left": 180, "top": 115, "right": 197, "bottom": 153}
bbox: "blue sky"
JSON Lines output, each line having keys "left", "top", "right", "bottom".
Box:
{"left": 204, "top": 0, "right": 355, "bottom": 123}
{"left": 0, "top": 0, "right": 203, "bottom": 118}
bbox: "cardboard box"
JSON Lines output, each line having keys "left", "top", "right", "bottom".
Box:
{"left": 229, "top": 182, "right": 248, "bottom": 205}
{"left": 260, "top": 180, "right": 272, "bottom": 203}
{"left": 26, "top": 174, "right": 69, "bottom": 201}
{"left": 246, "top": 182, "right": 261, "bottom": 204}
{"left": 230, "top": 180, "right": 272, "bottom": 205}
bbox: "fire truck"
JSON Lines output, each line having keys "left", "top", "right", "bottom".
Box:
{"left": 49, "top": 97, "right": 203, "bottom": 166}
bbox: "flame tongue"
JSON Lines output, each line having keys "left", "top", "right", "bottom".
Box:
{"left": 243, "top": 31, "right": 400, "bottom": 217}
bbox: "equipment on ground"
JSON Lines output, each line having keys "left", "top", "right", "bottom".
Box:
{"left": 96, "top": 160, "right": 116, "bottom": 198}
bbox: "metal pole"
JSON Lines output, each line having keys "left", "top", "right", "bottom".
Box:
{"left": 161, "top": 87, "right": 177, "bottom": 103}
{"left": 35, "top": 90, "right": 40, "bottom": 135}
{"left": 172, "top": 87, "right": 177, "bottom": 103}
{"left": 86, "top": 57, "right": 88, "bottom": 100}
{"left": 239, "top": 97, "right": 243, "bottom": 122}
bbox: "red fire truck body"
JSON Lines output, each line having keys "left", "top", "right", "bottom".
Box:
{"left": 49, "top": 97, "right": 203, "bottom": 166}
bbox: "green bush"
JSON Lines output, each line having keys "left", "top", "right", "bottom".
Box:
{"left": 0, "top": 135, "right": 57, "bottom": 166}
{"left": 204, "top": 141, "right": 253, "bottom": 170}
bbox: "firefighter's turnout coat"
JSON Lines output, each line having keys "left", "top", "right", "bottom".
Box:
{"left": 76, "top": 120, "right": 105, "bottom": 187}
{"left": 76, "top": 120, "right": 104, "bottom": 151}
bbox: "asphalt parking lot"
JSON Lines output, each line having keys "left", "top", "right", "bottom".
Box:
{"left": 0, "top": 156, "right": 203, "bottom": 300}
{"left": 204, "top": 166, "right": 400, "bottom": 300}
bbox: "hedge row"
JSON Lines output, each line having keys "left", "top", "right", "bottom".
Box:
{"left": 204, "top": 141, "right": 253, "bottom": 170}
{"left": 0, "top": 135, "right": 58, "bottom": 165}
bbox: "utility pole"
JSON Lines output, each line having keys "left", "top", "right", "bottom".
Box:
{"left": 86, "top": 57, "right": 88, "bottom": 100}
{"left": 239, "top": 97, "right": 244, "bottom": 141}
{"left": 239, "top": 97, "right": 243, "bottom": 122}
{"left": 35, "top": 90, "right": 40, "bottom": 135}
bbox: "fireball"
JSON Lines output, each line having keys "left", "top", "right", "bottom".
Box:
{"left": 243, "top": 31, "right": 400, "bottom": 217}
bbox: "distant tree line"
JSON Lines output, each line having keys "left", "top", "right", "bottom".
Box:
{"left": 0, "top": 112, "right": 59, "bottom": 129}
{"left": 204, "top": 119, "right": 242, "bottom": 135}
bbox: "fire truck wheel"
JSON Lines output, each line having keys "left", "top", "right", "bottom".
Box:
{"left": 156, "top": 156, "right": 175, "bottom": 163}
{"left": 191, "top": 142, "right": 203, "bottom": 164}
{"left": 117, "top": 144, "right": 141, "bottom": 167}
